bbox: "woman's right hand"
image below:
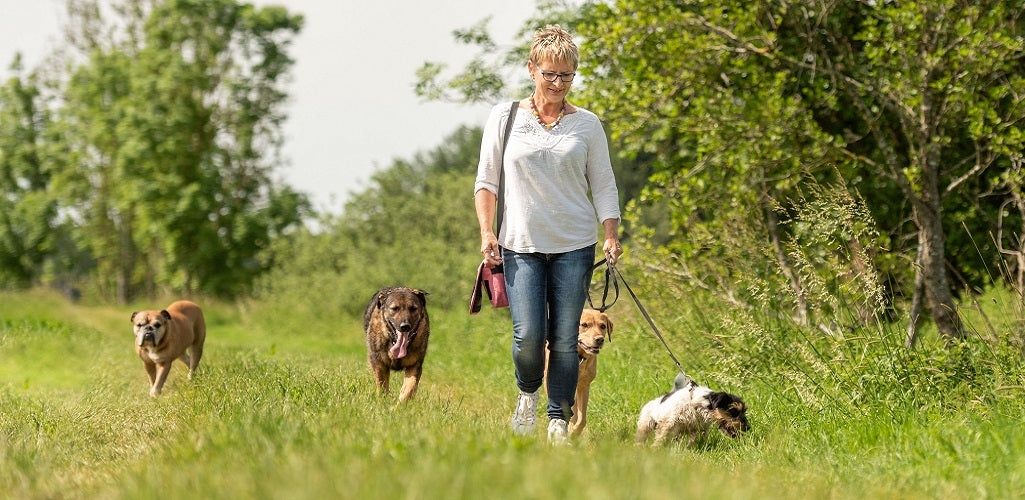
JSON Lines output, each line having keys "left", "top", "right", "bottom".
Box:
{"left": 474, "top": 189, "right": 502, "bottom": 267}
{"left": 481, "top": 232, "right": 503, "bottom": 267}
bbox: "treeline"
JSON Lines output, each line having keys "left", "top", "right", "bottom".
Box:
{"left": 252, "top": 126, "right": 489, "bottom": 317}
{"left": 3, "top": 0, "right": 1024, "bottom": 347}
{"left": 0, "top": 0, "right": 307, "bottom": 302}
{"left": 419, "top": 0, "right": 1025, "bottom": 342}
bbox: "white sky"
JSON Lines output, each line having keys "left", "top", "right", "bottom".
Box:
{"left": 0, "top": 0, "right": 537, "bottom": 214}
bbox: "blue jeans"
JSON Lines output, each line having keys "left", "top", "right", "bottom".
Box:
{"left": 503, "top": 245, "right": 595, "bottom": 421}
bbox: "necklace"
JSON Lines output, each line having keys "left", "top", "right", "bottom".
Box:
{"left": 530, "top": 95, "right": 566, "bottom": 130}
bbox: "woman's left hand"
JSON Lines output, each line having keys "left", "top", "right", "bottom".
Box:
{"left": 603, "top": 238, "right": 623, "bottom": 265}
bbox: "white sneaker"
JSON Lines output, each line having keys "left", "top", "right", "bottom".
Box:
{"left": 548, "top": 418, "right": 570, "bottom": 446}
{"left": 511, "top": 390, "right": 539, "bottom": 436}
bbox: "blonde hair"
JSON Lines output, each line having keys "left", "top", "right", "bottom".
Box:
{"left": 530, "top": 24, "right": 578, "bottom": 69}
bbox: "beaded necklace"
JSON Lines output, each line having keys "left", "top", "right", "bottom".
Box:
{"left": 530, "top": 95, "right": 566, "bottom": 130}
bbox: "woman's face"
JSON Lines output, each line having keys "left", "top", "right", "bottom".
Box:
{"left": 529, "top": 58, "right": 575, "bottom": 102}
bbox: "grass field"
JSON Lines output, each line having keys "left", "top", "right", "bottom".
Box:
{"left": 2, "top": 288, "right": 1024, "bottom": 499}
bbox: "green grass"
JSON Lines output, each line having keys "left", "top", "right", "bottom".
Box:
{"left": 1, "top": 289, "right": 1024, "bottom": 499}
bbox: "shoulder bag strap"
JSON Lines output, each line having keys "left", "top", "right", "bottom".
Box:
{"left": 495, "top": 100, "right": 519, "bottom": 235}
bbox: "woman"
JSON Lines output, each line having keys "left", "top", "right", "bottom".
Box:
{"left": 473, "top": 25, "right": 623, "bottom": 445}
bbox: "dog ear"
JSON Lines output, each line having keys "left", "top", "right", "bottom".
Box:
{"left": 375, "top": 288, "right": 391, "bottom": 309}
{"left": 602, "top": 313, "right": 614, "bottom": 342}
{"left": 130, "top": 311, "right": 139, "bottom": 323}
{"left": 159, "top": 310, "right": 171, "bottom": 321}
{"left": 707, "top": 391, "right": 728, "bottom": 410}
{"left": 411, "top": 288, "right": 428, "bottom": 306}
{"left": 363, "top": 289, "right": 385, "bottom": 331}
{"left": 708, "top": 392, "right": 744, "bottom": 413}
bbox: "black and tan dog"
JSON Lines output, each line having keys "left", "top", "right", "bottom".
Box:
{"left": 363, "top": 287, "right": 430, "bottom": 403}
{"left": 131, "top": 300, "right": 206, "bottom": 397}
{"left": 635, "top": 373, "right": 750, "bottom": 446}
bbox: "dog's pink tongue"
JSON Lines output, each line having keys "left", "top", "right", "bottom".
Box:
{"left": 389, "top": 331, "right": 410, "bottom": 359}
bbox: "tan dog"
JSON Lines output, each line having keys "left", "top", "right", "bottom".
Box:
{"left": 363, "top": 287, "right": 430, "bottom": 403}
{"left": 569, "top": 309, "right": 613, "bottom": 436}
{"left": 131, "top": 300, "right": 206, "bottom": 397}
{"left": 545, "top": 308, "right": 614, "bottom": 437}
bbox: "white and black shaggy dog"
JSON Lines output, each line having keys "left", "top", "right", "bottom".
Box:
{"left": 635, "top": 373, "right": 750, "bottom": 446}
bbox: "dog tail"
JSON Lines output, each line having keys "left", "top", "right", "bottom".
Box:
{"left": 673, "top": 373, "right": 694, "bottom": 391}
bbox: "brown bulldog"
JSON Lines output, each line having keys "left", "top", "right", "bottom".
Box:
{"left": 131, "top": 300, "right": 206, "bottom": 397}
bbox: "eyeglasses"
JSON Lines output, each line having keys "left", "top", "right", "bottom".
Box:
{"left": 536, "top": 69, "right": 575, "bottom": 83}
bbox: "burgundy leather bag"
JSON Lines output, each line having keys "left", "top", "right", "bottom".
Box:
{"left": 470, "top": 261, "right": 509, "bottom": 314}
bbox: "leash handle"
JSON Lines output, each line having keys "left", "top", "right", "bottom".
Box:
{"left": 586, "top": 258, "right": 619, "bottom": 312}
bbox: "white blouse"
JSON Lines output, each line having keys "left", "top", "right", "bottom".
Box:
{"left": 475, "top": 102, "right": 621, "bottom": 254}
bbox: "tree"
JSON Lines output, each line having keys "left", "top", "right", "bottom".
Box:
{"left": 994, "top": 154, "right": 1025, "bottom": 336}
{"left": 0, "top": 56, "right": 61, "bottom": 287}
{"left": 584, "top": 0, "right": 1025, "bottom": 342}
{"left": 418, "top": 0, "right": 1025, "bottom": 343}
{"left": 56, "top": 0, "right": 308, "bottom": 300}
{"left": 257, "top": 126, "right": 487, "bottom": 314}
{"left": 578, "top": 0, "right": 1025, "bottom": 342}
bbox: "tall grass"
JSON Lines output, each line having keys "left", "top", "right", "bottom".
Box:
{"left": 1, "top": 286, "right": 1024, "bottom": 499}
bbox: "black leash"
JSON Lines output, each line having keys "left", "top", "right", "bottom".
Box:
{"left": 586, "top": 258, "right": 619, "bottom": 312}
{"left": 587, "top": 258, "right": 693, "bottom": 384}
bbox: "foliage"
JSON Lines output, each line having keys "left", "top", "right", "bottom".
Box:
{"left": 0, "top": 0, "right": 309, "bottom": 301}
{"left": 255, "top": 126, "right": 487, "bottom": 315}
{"left": 572, "top": 0, "right": 1025, "bottom": 339}
{"left": 413, "top": 1, "right": 580, "bottom": 104}
{"left": 416, "top": 0, "right": 1025, "bottom": 342}
{"left": 0, "top": 57, "right": 63, "bottom": 288}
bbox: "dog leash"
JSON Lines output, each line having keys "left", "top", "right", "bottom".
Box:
{"left": 586, "top": 258, "right": 619, "bottom": 312}
{"left": 588, "top": 258, "right": 694, "bottom": 385}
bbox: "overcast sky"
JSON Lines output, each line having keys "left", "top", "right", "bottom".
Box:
{"left": 0, "top": 0, "right": 537, "bottom": 213}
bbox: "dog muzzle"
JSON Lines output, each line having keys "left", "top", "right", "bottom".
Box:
{"left": 139, "top": 329, "right": 156, "bottom": 346}
{"left": 578, "top": 338, "right": 604, "bottom": 355}
{"left": 388, "top": 322, "right": 416, "bottom": 359}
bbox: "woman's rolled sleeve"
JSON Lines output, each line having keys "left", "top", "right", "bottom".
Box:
{"left": 586, "top": 121, "right": 621, "bottom": 223}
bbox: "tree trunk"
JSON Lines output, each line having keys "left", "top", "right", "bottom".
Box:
{"left": 117, "top": 222, "right": 133, "bottom": 305}
{"left": 997, "top": 193, "right": 1025, "bottom": 339}
{"left": 914, "top": 145, "right": 965, "bottom": 343}
{"left": 918, "top": 216, "right": 963, "bottom": 342}
{"left": 905, "top": 244, "right": 925, "bottom": 349}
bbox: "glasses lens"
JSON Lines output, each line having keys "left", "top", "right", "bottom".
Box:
{"left": 540, "top": 71, "right": 574, "bottom": 82}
